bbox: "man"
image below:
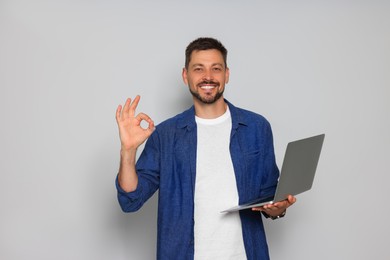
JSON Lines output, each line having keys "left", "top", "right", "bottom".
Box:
{"left": 115, "top": 37, "right": 296, "bottom": 260}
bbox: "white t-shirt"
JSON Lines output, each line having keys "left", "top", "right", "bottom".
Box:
{"left": 194, "top": 107, "right": 246, "bottom": 260}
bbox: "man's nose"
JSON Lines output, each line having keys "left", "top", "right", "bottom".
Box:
{"left": 202, "top": 69, "right": 213, "bottom": 81}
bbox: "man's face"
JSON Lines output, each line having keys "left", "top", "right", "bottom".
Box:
{"left": 182, "top": 49, "right": 230, "bottom": 104}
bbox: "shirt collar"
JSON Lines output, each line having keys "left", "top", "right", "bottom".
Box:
{"left": 176, "top": 99, "right": 249, "bottom": 131}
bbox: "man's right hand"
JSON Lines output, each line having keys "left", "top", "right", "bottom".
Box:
{"left": 116, "top": 95, "right": 155, "bottom": 192}
{"left": 116, "top": 95, "right": 155, "bottom": 151}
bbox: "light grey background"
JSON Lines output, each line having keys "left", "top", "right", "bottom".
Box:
{"left": 1, "top": 0, "right": 389, "bottom": 259}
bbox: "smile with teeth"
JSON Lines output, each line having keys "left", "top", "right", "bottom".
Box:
{"left": 200, "top": 85, "right": 216, "bottom": 89}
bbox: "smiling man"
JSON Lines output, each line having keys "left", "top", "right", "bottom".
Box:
{"left": 184, "top": 46, "right": 228, "bottom": 106}
{"left": 115, "top": 37, "right": 296, "bottom": 260}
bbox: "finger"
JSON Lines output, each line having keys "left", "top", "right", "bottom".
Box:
{"left": 122, "top": 98, "right": 132, "bottom": 117}
{"left": 262, "top": 204, "right": 279, "bottom": 211}
{"left": 135, "top": 112, "right": 152, "bottom": 124}
{"left": 129, "top": 95, "right": 141, "bottom": 117}
{"left": 263, "top": 200, "right": 288, "bottom": 211}
{"left": 147, "top": 119, "right": 155, "bottom": 132}
{"left": 116, "top": 105, "right": 122, "bottom": 122}
{"left": 251, "top": 206, "right": 265, "bottom": 212}
{"left": 273, "top": 201, "right": 288, "bottom": 209}
{"left": 136, "top": 113, "right": 156, "bottom": 133}
{"left": 269, "top": 197, "right": 295, "bottom": 210}
{"left": 287, "top": 195, "right": 297, "bottom": 205}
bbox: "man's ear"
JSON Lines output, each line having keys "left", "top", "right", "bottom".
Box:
{"left": 182, "top": 67, "right": 188, "bottom": 85}
{"left": 225, "top": 67, "right": 230, "bottom": 84}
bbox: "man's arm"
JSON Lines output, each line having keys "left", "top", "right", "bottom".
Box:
{"left": 115, "top": 95, "right": 155, "bottom": 192}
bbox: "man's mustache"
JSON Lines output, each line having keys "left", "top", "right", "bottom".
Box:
{"left": 197, "top": 80, "right": 219, "bottom": 87}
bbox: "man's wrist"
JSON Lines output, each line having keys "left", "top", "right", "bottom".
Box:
{"left": 262, "top": 209, "right": 286, "bottom": 220}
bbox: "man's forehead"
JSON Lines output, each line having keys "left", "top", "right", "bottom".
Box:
{"left": 189, "top": 50, "right": 225, "bottom": 65}
{"left": 191, "top": 49, "right": 223, "bottom": 57}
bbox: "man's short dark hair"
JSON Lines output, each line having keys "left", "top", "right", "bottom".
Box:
{"left": 185, "top": 37, "right": 228, "bottom": 69}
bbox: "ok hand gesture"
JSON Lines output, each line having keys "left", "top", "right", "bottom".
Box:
{"left": 116, "top": 95, "right": 155, "bottom": 151}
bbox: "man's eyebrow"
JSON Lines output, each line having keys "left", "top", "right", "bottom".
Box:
{"left": 191, "top": 63, "right": 224, "bottom": 68}
{"left": 191, "top": 63, "right": 205, "bottom": 68}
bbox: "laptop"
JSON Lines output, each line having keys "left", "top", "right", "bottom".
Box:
{"left": 221, "top": 134, "right": 325, "bottom": 213}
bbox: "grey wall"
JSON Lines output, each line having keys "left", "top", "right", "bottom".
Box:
{"left": 1, "top": 1, "right": 389, "bottom": 259}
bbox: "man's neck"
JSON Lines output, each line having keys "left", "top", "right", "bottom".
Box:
{"left": 193, "top": 98, "right": 227, "bottom": 119}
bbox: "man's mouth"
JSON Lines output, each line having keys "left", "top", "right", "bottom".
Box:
{"left": 198, "top": 81, "right": 219, "bottom": 89}
{"left": 200, "top": 85, "right": 216, "bottom": 89}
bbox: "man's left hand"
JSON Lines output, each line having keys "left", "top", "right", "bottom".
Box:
{"left": 251, "top": 195, "right": 296, "bottom": 218}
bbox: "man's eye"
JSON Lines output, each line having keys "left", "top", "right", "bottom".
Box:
{"left": 213, "top": 67, "right": 222, "bottom": 71}
{"left": 194, "top": 68, "right": 202, "bottom": 72}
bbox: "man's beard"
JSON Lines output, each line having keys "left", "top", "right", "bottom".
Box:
{"left": 188, "top": 82, "right": 224, "bottom": 104}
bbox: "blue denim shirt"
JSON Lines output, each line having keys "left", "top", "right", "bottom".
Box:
{"left": 116, "top": 100, "right": 279, "bottom": 260}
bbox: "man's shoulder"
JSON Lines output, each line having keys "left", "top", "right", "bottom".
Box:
{"left": 228, "top": 101, "right": 271, "bottom": 126}
{"left": 156, "top": 106, "right": 195, "bottom": 130}
{"left": 235, "top": 106, "right": 268, "bottom": 120}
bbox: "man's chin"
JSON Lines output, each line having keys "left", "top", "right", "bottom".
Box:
{"left": 190, "top": 90, "right": 224, "bottom": 104}
{"left": 196, "top": 95, "right": 221, "bottom": 104}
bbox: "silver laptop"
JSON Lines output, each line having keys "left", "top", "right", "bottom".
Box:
{"left": 221, "top": 134, "right": 325, "bottom": 213}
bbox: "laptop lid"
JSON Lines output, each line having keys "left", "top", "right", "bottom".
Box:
{"left": 221, "top": 134, "right": 325, "bottom": 213}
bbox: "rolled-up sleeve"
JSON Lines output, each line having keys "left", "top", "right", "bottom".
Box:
{"left": 115, "top": 130, "right": 161, "bottom": 212}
